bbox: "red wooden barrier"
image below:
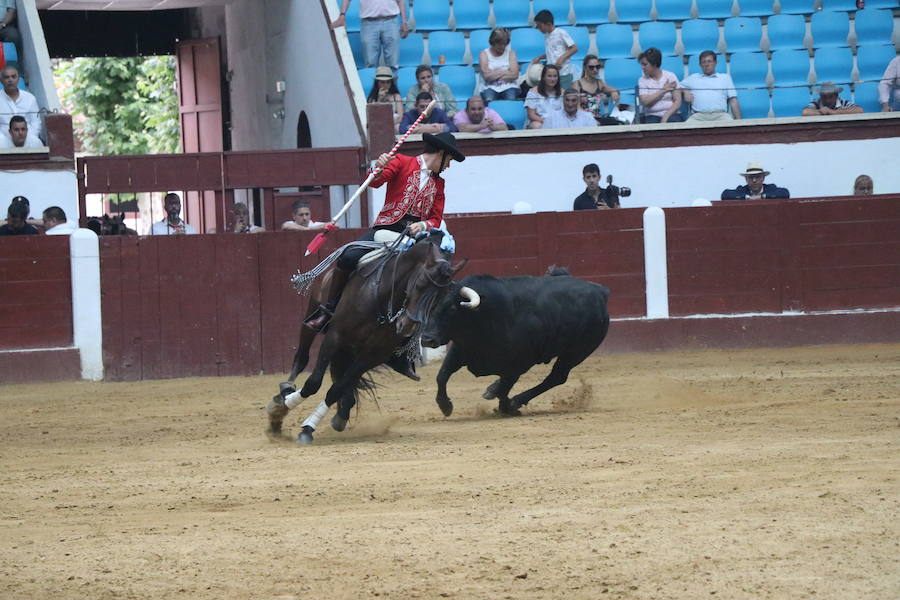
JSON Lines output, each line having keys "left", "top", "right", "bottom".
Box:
{"left": 0, "top": 236, "right": 73, "bottom": 350}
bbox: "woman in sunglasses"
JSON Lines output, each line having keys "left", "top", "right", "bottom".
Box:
{"left": 573, "top": 55, "right": 621, "bottom": 125}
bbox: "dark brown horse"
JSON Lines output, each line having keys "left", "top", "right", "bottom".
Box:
{"left": 268, "top": 231, "right": 464, "bottom": 444}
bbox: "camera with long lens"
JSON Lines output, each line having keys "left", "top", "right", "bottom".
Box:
{"left": 601, "top": 174, "right": 631, "bottom": 208}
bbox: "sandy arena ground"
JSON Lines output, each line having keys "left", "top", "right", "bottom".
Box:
{"left": 1, "top": 344, "right": 898, "bottom": 600}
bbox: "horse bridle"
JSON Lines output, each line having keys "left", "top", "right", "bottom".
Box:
{"left": 373, "top": 227, "right": 448, "bottom": 325}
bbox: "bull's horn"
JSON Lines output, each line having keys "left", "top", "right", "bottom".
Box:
{"left": 458, "top": 286, "right": 480, "bottom": 309}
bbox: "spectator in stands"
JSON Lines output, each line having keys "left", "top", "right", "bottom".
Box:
{"left": 0, "top": 197, "right": 38, "bottom": 236}
{"left": 281, "top": 199, "right": 326, "bottom": 231}
{"left": 404, "top": 65, "right": 457, "bottom": 116}
{"left": 332, "top": 0, "right": 408, "bottom": 72}
{"left": 400, "top": 92, "right": 457, "bottom": 134}
{"left": 478, "top": 28, "right": 520, "bottom": 102}
{"left": 680, "top": 50, "right": 741, "bottom": 122}
{"left": 525, "top": 64, "right": 563, "bottom": 129}
{"left": 637, "top": 48, "right": 683, "bottom": 124}
{"left": 453, "top": 96, "right": 508, "bottom": 133}
{"left": 1, "top": 115, "right": 42, "bottom": 149}
{"left": 150, "top": 193, "right": 197, "bottom": 235}
{"left": 573, "top": 55, "right": 621, "bottom": 126}
{"left": 802, "top": 82, "right": 862, "bottom": 117}
{"left": 232, "top": 202, "right": 264, "bottom": 233}
{"left": 530, "top": 9, "right": 578, "bottom": 90}
{"left": 573, "top": 163, "right": 618, "bottom": 210}
{"left": 544, "top": 88, "right": 597, "bottom": 129}
{"left": 877, "top": 55, "right": 900, "bottom": 112}
{"left": 367, "top": 66, "right": 404, "bottom": 132}
{"left": 0, "top": 0, "right": 20, "bottom": 51}
{"left": 853, "top": 175, "right": 874, "bottom": 196}
{"left": 0, "top": 65, "right": 42, "bottom": 145}
{"left": 721, "top": 162, "right": 790, "bottom": 200}
{"left": 42, "top": 206, "right": 78, "bottom": 236}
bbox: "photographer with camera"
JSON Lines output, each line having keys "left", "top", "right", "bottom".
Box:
{"left": 573, "top": 163, "right": 630, "bottom": 210}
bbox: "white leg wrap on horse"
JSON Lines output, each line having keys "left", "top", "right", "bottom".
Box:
{"left": 302, "top": 400, "right": 330, "bottom": 430}
{"left": 284, "top": 389, "right": 305, "bottom": 410}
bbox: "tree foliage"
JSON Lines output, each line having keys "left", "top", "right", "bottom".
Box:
{"left": 55, "top": 56, "right": 180, "bottom": 155}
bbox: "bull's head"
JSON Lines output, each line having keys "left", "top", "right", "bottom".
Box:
{"left": 420, "top": 283, "right": 481, "bottom": 348}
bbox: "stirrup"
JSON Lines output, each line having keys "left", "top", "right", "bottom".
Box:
{"left": 304, "top": 304, "right": 334, "bottom": 333}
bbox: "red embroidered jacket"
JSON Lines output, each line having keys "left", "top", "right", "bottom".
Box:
{"left": 369, "top": 153, "right": 444, "bottom": 231}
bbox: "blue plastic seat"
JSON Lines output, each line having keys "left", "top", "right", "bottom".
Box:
{"left": 451, "top": 0, "right": 490, "bottom": 30}
{"left": 618, "top": 88, "right": 637, "bottom": 109}
{"left": 397, "top": 67, "right": 419, "bottom": 95}
{"left": 852, "top": 81, "right": 881, "bottom": 112}
{"left": 770, "top": 86, "right": 812, "bottom": 117}
{"left": 358, "top": 67, "right": 376, "bottom": 95}
{"left": 469, "top": 29, "right": 491, "bottom": 56}
{"left": 2, "top": 41, "right": 19, "bottom": 66}
{"left": 766, "top": 14, "right": 807, "bottom": 51}
{"left": 399, "top": 33, "right": 426, "bottom": 67}
{"left": 724, "top": 17, "right": 763, "bottom": 52}
{"left": 812, "top": 46, "right": 853, "bottom": 83}
{"left": 510, "top": 28, "right": 547, "bottom": 63}
{"left": 493, "top": 2, "right": 531, "bottom": 28}
{"left": 603, "top": 57, "right": 643, "bottom": 89}
{"left": 853, "top": 9, "right": 894, "bottom": 47}
{"left": 688, "top": 51, "right": 727, "bottom": 74}
{"left": 595, "top": 23, "right": 636, "bottom": 58}
{"left": 736, "top": 88, "right": 772, "bottom": 118}
{"left": 861, "top": 0, "right": 899, "bottom": 7}
{"left": 737, "top": 0, "right": 774, "bottom": 16}
{"left": 572, "top": 0, "right": 611, "bottom": 24}
{"left": 810, "top": 11, "right": 850, "bottom": 47}
{"left": 639, "top": 21, "right": 678, "bottom": 55}
{"left": 561, "top": 26, "right": 591, "bottom": 62}
{"left": 856, "top": 44, "right": 897, "bottom": 82}
{"left": 487, "top": 100, "right": 527, "bottom": 129}
{"left": 778, "top": 0, "right": 815, "bottom": 14}
{"left": 428, "top": 31, "right": 466, "bottom": 65}
{"left": 662, "top": 54, "right": 686, "bottom": 78}
{"left": 413, "top": 0, "right": 451, "bottom": 31}
{"left": 696, "top": 0, "right": 736, "bottom": 19}
{"left": 540, "top": 0, "right": 574, "bottom": 24}
{"left": 655, "top": 0, "right": 694, "bottom": 22}
{"left": 681, "top": 19, "right": 721, "bottom": 56}
{"left": 437, "top": 65, "right": 477, "bottom": 101}
{"left": 614, "top": 0, "right": 652, "bottom": 23}
{"left": 728, "top": 51, "right": 769, "bottom": 87}
{"left": 344, "top": 0, "right": 361, "bottom": 32}
{"left": 771, "top": 49, "right": 811, "bottom": 85}
{"left": 822, "top": 0, "right": 857, "bottom": 11}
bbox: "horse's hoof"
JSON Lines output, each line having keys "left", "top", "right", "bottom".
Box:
{"left": 266, "top": 395, "right": 289, "bottom": 432}
{"left": 437, "top": 399, "right": 454, "bottom": 417}
{"left": 297, "top": 426, "right": 315, "bottom": 445}
{"left": 498, "top": 398, "right": 522, "bottom": 416}
{"left": 331, "top": 414, "right": 348, "bottom": 432}
{"left": 482, "top": 380, "right": 500, "bottom": 400}
{"left": 279, "top": 382, "right": 296, "bottom": 397}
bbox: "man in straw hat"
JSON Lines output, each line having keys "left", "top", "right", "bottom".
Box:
{"left": 802, "top": 82, "right": 863, "bottom": 117}
{"left": 721, "top": 162, "right": 790, "bottom": 200}
{"left": 305, "top": 132, "right": 465, "bottom": 333}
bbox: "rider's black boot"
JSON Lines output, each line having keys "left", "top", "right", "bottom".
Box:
{"left": 304, "top": 268, "right": 350, "bottom": 333}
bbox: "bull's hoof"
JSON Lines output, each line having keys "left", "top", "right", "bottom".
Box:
{"left": 498, "top": 398, "right": 522, "bottom": 416}
{"left": 437, "top": 398, "right": 454, "bottom": 417}
{"left": 266, "top": 395, "right": 289, "bottom": 433}
{"left": 297, "top": 425, "right": 315, "bottom": 445}
{"left": 331, "top": 414, "right": 348, "bottom": 432}
{"left": 482, "top": 380, "right": 500, "bottom": 400}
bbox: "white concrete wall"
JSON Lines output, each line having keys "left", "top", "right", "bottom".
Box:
{"left": 364, "top": 135, "right": 900, "bottom": 219}
{"left": 0, "top": 168, "right": 78, "bottom": 218}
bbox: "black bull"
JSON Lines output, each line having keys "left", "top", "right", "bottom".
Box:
{"left": 421, "top": 271, "right": 610, "bottom": 416}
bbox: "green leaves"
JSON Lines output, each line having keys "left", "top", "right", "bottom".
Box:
{"left": 54, "top": 56, "right": 180, "bottom": 156}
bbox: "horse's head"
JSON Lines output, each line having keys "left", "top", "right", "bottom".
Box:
{"left": 394, "top": 234, "right": 466, "bottom": 338}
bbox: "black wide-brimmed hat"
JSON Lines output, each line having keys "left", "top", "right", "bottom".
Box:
{"left": 422, "top": 132, "right": 465, "bottom": 162}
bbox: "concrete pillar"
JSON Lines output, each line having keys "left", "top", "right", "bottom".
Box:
{"left": 643, "top": 207, "right": 670, "bottom": 319}
{"left": 70, "top": 229, "right": 103, "bottom": 381}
